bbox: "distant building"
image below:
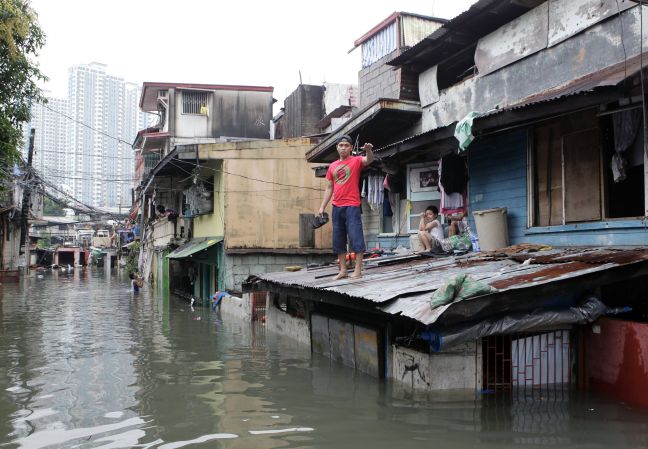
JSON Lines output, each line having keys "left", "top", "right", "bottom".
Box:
{"left": 25, "top": 64, "right": 149, "bottom": 210}
{"left": 273, "top": 82, "right": 358, "bottom": 138}
{"left": 23, "top": 96, "right": 68, "bottom": 186}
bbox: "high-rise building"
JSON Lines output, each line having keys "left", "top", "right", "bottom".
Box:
{"left": 66, "top": 63, "right": 146, "bottom": 209}
{"left": 23, "top": 96, "right": 69, "bottom": 187}
{"left": 24, "top": 64, "right": 148, "bottom": 211}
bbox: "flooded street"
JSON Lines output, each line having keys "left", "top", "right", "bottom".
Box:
{"left": 1, "top": 271, "right": 648, "bottom": 449}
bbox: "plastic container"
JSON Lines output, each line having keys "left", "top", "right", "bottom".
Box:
{"left": 472, "top": 207, "right": 509, "bottom": 251}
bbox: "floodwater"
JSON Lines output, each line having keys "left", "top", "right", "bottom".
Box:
{"left": 1, "top": 271, "right": 648, "bottom": 449}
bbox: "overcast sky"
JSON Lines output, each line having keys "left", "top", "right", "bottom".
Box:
{"left": 30, "top": 0, "right": 477, "bottom": 109}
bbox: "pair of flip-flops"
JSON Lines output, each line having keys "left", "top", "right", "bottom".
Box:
{"left": 311, "top": 212, "right": 329, "bottom": 229}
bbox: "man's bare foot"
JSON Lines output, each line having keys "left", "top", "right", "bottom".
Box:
{"left": 332, "top": 272, "right": 348, "bottom": 280}
{"left": 349, "top": 272, "right": 363, "bottom": 279}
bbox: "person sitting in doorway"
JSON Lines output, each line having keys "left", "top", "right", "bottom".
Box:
{"left": 418, "top": 205, "right": 444, "bottom": 252}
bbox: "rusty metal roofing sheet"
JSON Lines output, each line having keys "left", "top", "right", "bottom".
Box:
{"left": 248, "top": 247, "right": 648, "bottom": 325}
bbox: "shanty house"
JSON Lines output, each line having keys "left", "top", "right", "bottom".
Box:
{"left": 245, "top": 0, "right": 648, "bottom": 403}
{"left": 133, "top": 82, "right": 332, "bottom": 300}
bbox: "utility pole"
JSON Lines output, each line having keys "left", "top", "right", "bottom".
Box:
{"left": 19, "top": 129, "right": 35, "bottom": 273}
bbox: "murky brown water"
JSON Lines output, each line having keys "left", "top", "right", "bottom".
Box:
{"left": 1, "top": 270, "right": 648, "bottom": 448}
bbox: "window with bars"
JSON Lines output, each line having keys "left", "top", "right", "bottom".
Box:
{"left": 182, "top": 91, "right": 210, "bottom": 115}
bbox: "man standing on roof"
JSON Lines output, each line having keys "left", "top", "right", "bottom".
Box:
{"left": 318, "top": 135, "right": 374, "bottom": 280}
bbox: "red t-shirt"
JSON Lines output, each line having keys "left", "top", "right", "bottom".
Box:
{"left": 326, "top": 156, "right": 364, "bottom": 207}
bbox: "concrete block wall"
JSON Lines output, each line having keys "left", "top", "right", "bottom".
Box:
{"left": 391, "top": 343, "right": 482, "bottom": 392}
{"left": 358, "top": 49, "right": 403, "bottom": 108}
{"left": 222, "top": 252, "right": 333, "bottom": 292}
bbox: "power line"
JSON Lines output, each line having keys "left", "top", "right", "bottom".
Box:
{"left": 162, "top": 157, "right": 325, "bottom": 191}
{"left": 40, "top": 102, "right": 135, "bottom": 147}
{"left": 34, "top": 147, "right": 134, "bottom": 160}
{"left": 42, "top": 173, "right": 134, "bottom": 182}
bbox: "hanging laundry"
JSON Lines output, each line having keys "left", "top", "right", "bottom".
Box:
{"left": 383, "top": 191, "right": 393, "bottom": 217}
{"left": 611, "top": 109, "right": 641, "bottom": 183}
{"left": 367, "top": 174, "right": 384, "bottom": 209}
{"left": 440, "top": 153, "right": 467, "bottom": 194}
{"left": 454, "top": 111, "right": 482, "bottom": 151}
{"left": 439, "top": 156, "right": 467, "bottom": 215}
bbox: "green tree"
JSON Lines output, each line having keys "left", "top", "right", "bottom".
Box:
{"left": 0, "top": 0, "right": 46, "bottom": 183}
{"left": 43, "top": 196, "right": 64, "bottom": 215}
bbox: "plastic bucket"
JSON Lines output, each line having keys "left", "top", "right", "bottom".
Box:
{"left": 472, "top": 207, "right": 509, "bottom": 251}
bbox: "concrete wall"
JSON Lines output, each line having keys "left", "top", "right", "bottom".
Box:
{"left": 266, "top": 301, "right": 310, "bottom": 347}
{"left": 191, "top": 139, "right": 331, "bottom": 249}
{"left": 588, "top": 317, "right": 648, "bottom": 406}
{"left": 358, "top": 50, "right": 400, "bottom": 108}
{"left": 219, "top": 294, "right": 253, "bottom": 321}
{"left": 222, "top": 252, "right": 332, "bottom": 292}
{"left": 174, "top": 89, "right": 272, "bottom": 140}
{"left": 391, "top": 343, "right": 481, "bottom": 392}
{"left": 282, "top": 85, "right": 324, "bottom": 138}
{"left": 200, "top": 139, "right": 332, "bottom": 250}
{"left": 194, "top": 165, "right": 224, "bottom": 238}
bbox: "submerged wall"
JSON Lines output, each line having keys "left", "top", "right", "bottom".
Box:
{"left": 391, "top": 344, "right": 481, "bottom": 391}
{"left": 587, "top": 317, "right": 648, "bottom": 406}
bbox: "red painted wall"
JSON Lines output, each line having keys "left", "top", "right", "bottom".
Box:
{"left": 587, "top": 317, "right": 648, "bottom": 406}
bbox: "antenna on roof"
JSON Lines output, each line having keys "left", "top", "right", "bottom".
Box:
{"left": 299, "top": 70, "right": 303, "bottom": 85}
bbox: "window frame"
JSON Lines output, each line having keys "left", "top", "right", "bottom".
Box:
{"left": 528, "top": 110, "right": 646, "bottom": 229}
{"left": 181, "top": 90, "right": 211, "bottom": 115}
{"left": 405, "top": 162, "right": 442, "bottom": 233}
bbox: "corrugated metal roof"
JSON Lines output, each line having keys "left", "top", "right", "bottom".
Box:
{"left": 166, "top": 236, "right": 222, "bottom": 259}
{"left": 247, "top": 247, "right": 648, "bottom": 325}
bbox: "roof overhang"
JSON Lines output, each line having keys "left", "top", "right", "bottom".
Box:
{"left": 375, "top": 59, "right": 641, "bottom": 159}
{"left": 388, "top": 0, "right": 544, "bottom": 72}
{"left": 316, "top": 105, "right": 353, "bottom": 129}
{"left": 244, "top": 247, "right": 648, "bottom": 327}
{"left": 166, "top": 236, "right": 223, "bottom": 259}
{"left": 133, "top": 130, "right": 170, "bottom": 151}
{"left": 306, "top": 99, "right": 422, "bottom": 163}
{"left": 140, "top": 82, "right": 274, "bottom": 111}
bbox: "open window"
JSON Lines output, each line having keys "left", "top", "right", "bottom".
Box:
{"left": 531, "top": 108, "right": 645, "bottom": 226}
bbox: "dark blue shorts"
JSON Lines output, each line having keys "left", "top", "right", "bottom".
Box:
{"left": 332, "top": 206, "right": 366, "bottom": 254}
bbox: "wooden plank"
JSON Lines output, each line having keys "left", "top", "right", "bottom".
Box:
{"left": 534, "top": 122, "right": 563, "bottom": 226}
{"left": 563, "top": 129, "right": 602, "bottom": 222}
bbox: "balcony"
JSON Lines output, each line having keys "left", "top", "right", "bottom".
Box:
{"left": 150, "top": 215, "right": 188, "bottom": 248}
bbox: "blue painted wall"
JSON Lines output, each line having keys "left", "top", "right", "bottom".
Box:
{"left": 468, "top": 130, "right": 648, "bottom": 247}
{"left": 468, "top": 130, "right": 529, "bottom": 243}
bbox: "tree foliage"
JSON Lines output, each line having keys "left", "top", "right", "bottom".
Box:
{"left": 0, "top": 0, "right": 46, "bottom": 174}
{"left": 43, "top": 196, "right": 64, "bottom": 215}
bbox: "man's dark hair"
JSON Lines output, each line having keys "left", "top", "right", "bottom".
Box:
{"left": 426, "top": 205, "right": 439, "bottom": 215}
{"left": 128, "top": 272, "right": 135, "bottom": 280}
{"left": 337, "top": 134, "right": 353, "bottom": 145}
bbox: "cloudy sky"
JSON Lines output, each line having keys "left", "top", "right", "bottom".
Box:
{"left": 30, "top": 0, "right": 477, "bottom": 107}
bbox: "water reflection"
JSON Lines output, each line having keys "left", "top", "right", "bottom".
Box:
{"left": 1, "top": 270, "right": 648, "bottom": 448}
